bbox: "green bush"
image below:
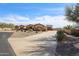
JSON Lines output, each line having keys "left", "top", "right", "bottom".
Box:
{"left": 56, "top": 30, "right": 65, "bottom": 42}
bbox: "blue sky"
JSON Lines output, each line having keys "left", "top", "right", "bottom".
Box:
{"left": 0, "top": 3, "right": 75, "bottom": 16}
{"left": 0, "top": 3, "right": 76, "bottom": 28}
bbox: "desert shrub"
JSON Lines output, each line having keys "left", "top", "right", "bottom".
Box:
{"left": 64, "top": 25, "right": 73, "bottom": 30}
{"left": 63, "top": 25, "right": 74, "bottom": 35}
{"left": 0, "top": 23, "right": 15, "bottom": 29}
{"left": 56, "top": 30, "right": 65, "bottom": 42}
{"left": 71, "top": 29, "right": 79, "bottom": 37}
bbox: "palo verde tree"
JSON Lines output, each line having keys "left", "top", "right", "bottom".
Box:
{"left": 65, "top": 3, "right": 79, "bottom": 28}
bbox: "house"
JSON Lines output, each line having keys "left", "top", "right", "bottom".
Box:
{"left": 46, "top": 25, "right": 53, "bottom": 30}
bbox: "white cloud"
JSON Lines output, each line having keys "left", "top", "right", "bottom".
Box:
{"left": 29, "top": 15, "right": 75, "bottom": 28}
{"left": 0, "top": 14, "right": 75, "bottom": 28}
{"left": 0, "top": 14, "right": 30, "bottom": 22}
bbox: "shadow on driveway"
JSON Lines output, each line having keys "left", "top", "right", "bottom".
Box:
{"left": 22, "top": 36, "right": 57, "bottom": 56}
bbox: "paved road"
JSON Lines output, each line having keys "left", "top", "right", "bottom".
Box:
{"left": 0, "top": 32, "right": 16, "bottom": 56}
{"left": 9, "top": 31, "right": 57, "bottom": 56}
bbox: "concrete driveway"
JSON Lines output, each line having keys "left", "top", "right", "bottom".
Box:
{"left": 9, "top": 31, "right": 57, "bottom": 56}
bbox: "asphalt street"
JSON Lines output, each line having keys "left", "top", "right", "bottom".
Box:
{"left": 0, "top": 32, "right": 15, "bottom": 56}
